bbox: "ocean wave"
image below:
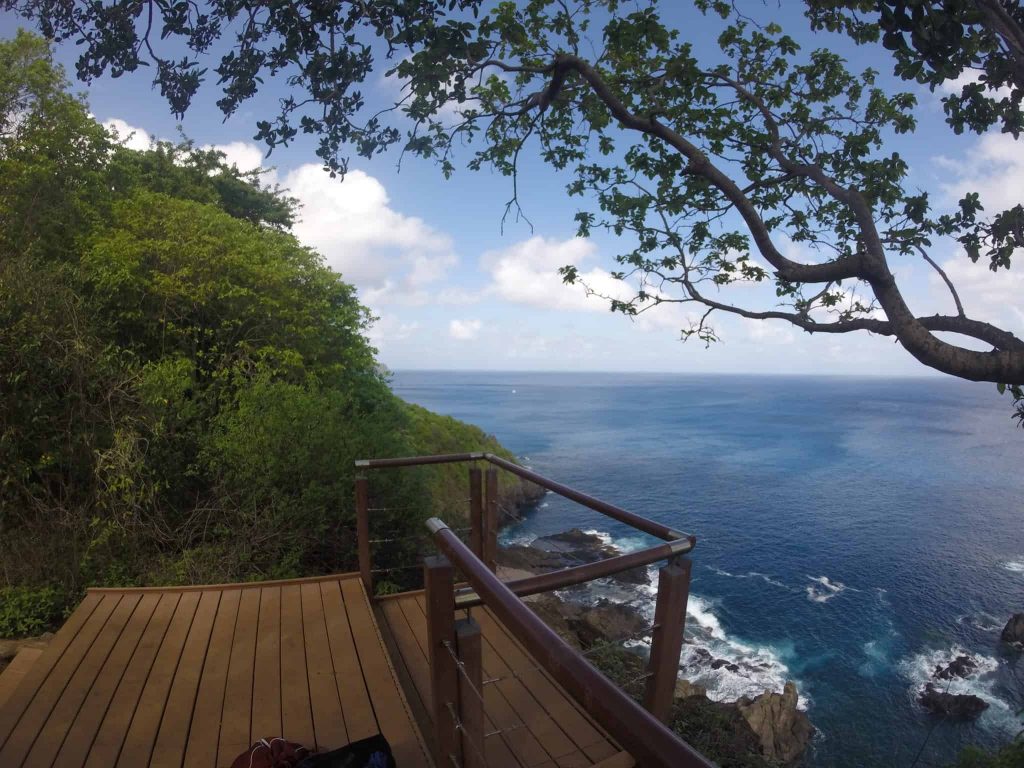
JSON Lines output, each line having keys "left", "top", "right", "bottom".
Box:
{"left": 898, "top": 646, "right": 1018, "bottom": 731}
{"left": 1002, "top": 559, "right": 1024, "bottom": 574}
{"left": 957, "top": 613, "right": 1005, "bottom": 633}
{"left": 707, "top": 566, "right": 796, "bottom": 592}
{"left": 586, "top": 571, "right": 804, "bottom": 708}
{"left": 805, "top": 575, "right": 855, "bottom": 604}
{"left": 682, "top": 595, "right": 805, "bottom": 707}
{"left": 582, "top": 528, "right": 652, "bottom": 554}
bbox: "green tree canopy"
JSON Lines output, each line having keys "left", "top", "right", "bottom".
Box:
{"left": 0, "top": 31, "right": 522, "bottom": 603}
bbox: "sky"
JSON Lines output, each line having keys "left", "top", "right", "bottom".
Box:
{"left": 2, "top": 3, "right": 1021, "bottom": 376}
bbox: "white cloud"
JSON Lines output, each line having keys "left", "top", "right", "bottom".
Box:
{"left": 482, "top": 235, "right": 630, "bottom": 312}
{"left": 938, "top": 132, "right": 1024, "bottom": 212}
{"left": 367, "top": 316, "right": 419, "bottom": 348}
{"left": 284, "top": 165, "right": 457, "bottom": 293}
{"left": 933, "top": 254, "right": 1024, "bottom": 334}
{"left": 102, "top": 118, "right": 152, "bottom": 151}
{"left": 203, "top": 141, "right": 267, "bottom": 174}
{"left": 481, "top": 235, "right": 700, "bottom": 334}
{"left": 449, "top": 319, "right": 482, "bottom": 340}
{"left": 936, "top": 70, "right": 1013, "bottom": 100}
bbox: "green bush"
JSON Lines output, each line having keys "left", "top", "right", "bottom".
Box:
{"left": 0, "top": 585, "right": 67, "bottom": 638}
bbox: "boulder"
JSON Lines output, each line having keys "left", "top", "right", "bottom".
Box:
{"left": 572, "top": 599, "right": 648, "bottom": 649}
{"left": 933, "top": 655, "right": 977, "bottom": 680}
{"left": 918, "top": 683, "right": 989, "bottom": 719}
{"left": 735, "top": 682, "right": 814, "bottom": 765}
{"left": 1001, "top": 613, "right": 1024, "bottom": 647}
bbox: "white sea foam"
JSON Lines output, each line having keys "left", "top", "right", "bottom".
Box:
{"left": 805, "top": 575, "right": 854, "bottom": 603}
{"left": 682, "top": 595, "right": 805, "bottom": 707}
{"left": 707, "top": 566, "right": 796, "bottom": 593}
{"left": 899, "top": 646, "right": 1018, "bottom": 732}
{"left": 582, "top": 529, "right": 651, "bottom": 554}
{"left": 1002, "top": 559, "right": 1024, "bottom": 574}
{"left": 957, "top": 613, "right": 1005, "bottom": 633}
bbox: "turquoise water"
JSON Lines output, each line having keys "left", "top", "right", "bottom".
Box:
{"left": 392, "top": 371, "right": 1024, "bottom": 767}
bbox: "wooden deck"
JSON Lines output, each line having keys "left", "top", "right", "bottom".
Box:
{"left": 0, "top": 573, "right": 430, "bottom": 768}
{"left": 377, "top": 592, "right": 628, "bottom": 768}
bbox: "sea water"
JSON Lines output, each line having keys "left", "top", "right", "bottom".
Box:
{"left": 392, "top": 371, "right": 1024, "bottom": 767}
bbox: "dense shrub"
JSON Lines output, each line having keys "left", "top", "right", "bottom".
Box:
{"left": 0, "top": 586, "right": 67, "bottom": 638}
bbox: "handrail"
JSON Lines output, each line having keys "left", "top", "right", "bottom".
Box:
{"left": 356, "top": 452, "right": 692, "bottom": 543}
{"left": 426, "top": 518, "right": 715, "bottom": 768}
{"left": 453, "top": 535, "right": 694, "bottom": 609}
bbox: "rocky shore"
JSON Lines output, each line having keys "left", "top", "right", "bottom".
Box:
{"left": 497, "top": 528, "right": 814, "bottom": 766}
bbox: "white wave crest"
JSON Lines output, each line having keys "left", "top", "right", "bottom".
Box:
{"left": 1002, "top": 560, "right": 1024, "bottom": 574}
{"left": 805, "top": 575, "right": 854, "bottom": 604}
{"left": 707, "top": 566, "right": 795, "bottom": 592}
{"left": 681, "top": 595, "right": 804, "bottom": 707}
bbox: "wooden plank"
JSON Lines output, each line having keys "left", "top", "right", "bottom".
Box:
{"left": 0, "top": 591, "right": 103, "bottom": 749}
{"left": 476, "top": 609, "right": 619, "bottom": 763}
{"left": 83, "top": 593, "right": 180, "bottom": 768}
{"left": 379, "top": 600, "right": 431, "bottom": 717}
{"left": 301, "top": 581, "right": 348, "bottom": 751}
{"left": 322, "top": 580, "right": 379, "bottom": 742}
{"left": 280, "top": 584, "right": 315, "bottom": 748}
{"left": 54, "top": 594, "right": 161, "bottom": 768}
{"left": 149, "top": 590, "right": 220, "bottom": 768}
{"left": 396, "top": 596, "right": 522, "bottom": 768}
{"left": 115, "top": 590, "right": 200, "bottom": 767}
{"left": 589, "top": 751, "right": 634, "bottom": 768}
{"left": 251, "top": 587, "right": 282, "bottom": 740}
{"left": 373, "top": 603, "right": 433, "bottom": 753}
{"left": 340, "top": 579, "right": 432, "bottom": 768}
{"left": 217, "top": 588, "right": 262, "bottom": 766}
{"left": 22, "top": 593, "right": 142, "bottom": 768}
{"left": 0, "top": 649, "right": 42, "bottom": 711}
{"left": 182, "top": 588, "right": 240, "bottom": 768}
{"left": 87, "top": 571, "right": 361, "bottom": 595}
{"left": 0, "top": 594, "right": 121, "bottom": 767}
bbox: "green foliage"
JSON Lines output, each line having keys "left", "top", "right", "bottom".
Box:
{"left": 948, "top": 739, "right": 1024, "bottom": 768}
{"left": 0, "top": 32, "right": 523, "bottom": 618}
{"left": 0, "top": 586, "right": 67, "bottom": 637}
{"left": 807, "top": 1, "right": 1024, "bottom": 137}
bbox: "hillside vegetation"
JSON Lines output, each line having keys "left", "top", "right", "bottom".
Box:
{"left": 0, "top": 31, "right": 519, "bottom": 632}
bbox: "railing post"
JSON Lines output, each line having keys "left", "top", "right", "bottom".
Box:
{"left": 468, "top": 467, "right": 484, "bottom": 560}
{"left": 455, "top": 617, "right": 485, "bottom": 768}
{"left": 425, "top": 555, "right": 461, "bottom": 767}
{"left": 644, "top": 557, "right": 692, "bottom": 723}
{"left": 484, "top": 467, "right": 498, "bottom": 572}
{"left": 356, "top": 476, "right": 372, "bottom": 595}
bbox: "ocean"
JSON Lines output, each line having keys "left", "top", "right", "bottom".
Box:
{"left": 392, "top": 370, "right": 1024, "bottom": 768}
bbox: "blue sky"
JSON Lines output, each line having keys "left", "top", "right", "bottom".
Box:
{"left": 3, "top": 3, "right": 1021, "bottom": 376}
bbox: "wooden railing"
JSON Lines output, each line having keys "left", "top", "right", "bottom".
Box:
{"left": 354, "top": 453, "right": 709, "bottom": 767}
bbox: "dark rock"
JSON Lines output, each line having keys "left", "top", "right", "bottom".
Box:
{"left": 918, "top": 683, "right": 989, "bottom": 719}
{"left": 497, "top": 527, "right": 650, "bottom": 586}
{"left": 933, "top": 655, "right": 977, "bottom": 680}
{"left": 572, "top": 599, "right": 648, "bottom": 649}
{"left": 1001, "top": 613, "right": 1024, "bottom": 647}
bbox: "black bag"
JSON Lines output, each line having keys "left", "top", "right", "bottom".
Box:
{"left": 296, "top": 734, "right": 396, "bottom": 768}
